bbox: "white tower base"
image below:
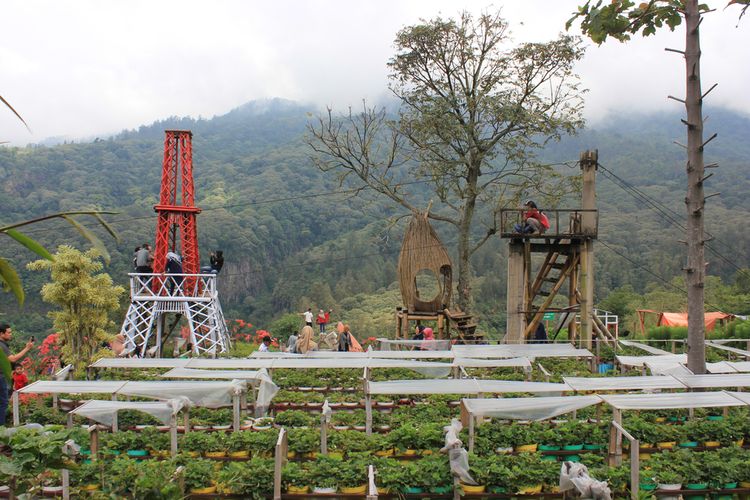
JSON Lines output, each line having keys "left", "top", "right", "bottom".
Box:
{"left": 121, "top": 273, "right": 231, "bottom": 357}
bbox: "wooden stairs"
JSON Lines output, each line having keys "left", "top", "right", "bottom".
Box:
{"left": 524, "top": 243, "right": 579, "bottom": 340}
{"left": 444, "top": 308, "right": 484, "bottom": 343}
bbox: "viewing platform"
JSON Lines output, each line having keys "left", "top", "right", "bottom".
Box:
{"left": 498, "top": 208, "right": 599, "bottom": 240}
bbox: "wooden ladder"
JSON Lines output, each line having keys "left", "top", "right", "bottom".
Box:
{"left": 524, "top": 248, "right": 579, "bottom": 340}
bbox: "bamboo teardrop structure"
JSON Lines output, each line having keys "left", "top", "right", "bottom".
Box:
{"left": 397, "top": 212, "right": 452, "bottom": 313}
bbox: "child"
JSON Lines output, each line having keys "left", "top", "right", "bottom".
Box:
{"left": 258, "top": 336, "right": 273, "bottom": 352}
{"left": 12, "top": 364, "right": 28, "bottom": 391}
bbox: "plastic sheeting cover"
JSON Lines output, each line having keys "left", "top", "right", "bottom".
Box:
{"left": 453, "top": 357, "right": 531, "bottom": 369}
{"left": 616, "top": 354, "right": 685, "bottom": 368}
{"left": 563, "top": 376, "right": 686, "bottom": 391}
{"left": 89, "top": 358, "right": 189, "bottom": 368}
{"left": 726, "top": 362, "right": 750, "bottom": 373}
{"left": 378, "top": 339, "right": 453, "bottom": 351}
{"left": 675, "top": 374, "right": 750, "bottom": 389}
{"left": 368, "top": 379, "right": 567, "bottom": 395}
{"left": 645, "top": 361, "right": 693, "bottom": 376}
{"left": 70, "top": 398, "right": 188, "bottom": 426}
{"left": 19, "top": 380, "right": 128, "bottom": 394}
{"left": 160, "top": 368, "right": 279, "bottom": 410}
{"left": 601, "top": 391, "right": 745, "bottom": 410}
{"left": 706, "top": 362, "right": 739, "bottom": 374}
{"left": 462, "top": 395, "right": 601, "bottom": 421}
{"left": 451, "top": 344, "right": 593, "bottom": 359}
{"left": 117, "top": 380, "right": 247, "bottom": 408}
{"left": 619, "top": 340, "right": 671, "bottom": 355}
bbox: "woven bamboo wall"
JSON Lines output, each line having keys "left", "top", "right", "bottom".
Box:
{"left": 397, "top": 212, "right": 452, "bottom": 313}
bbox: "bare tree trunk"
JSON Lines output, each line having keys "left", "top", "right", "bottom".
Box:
{"left": 684, "top": 0, "right": 707, "bottom": 374}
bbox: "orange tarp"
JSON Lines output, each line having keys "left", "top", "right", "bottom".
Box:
{"left": 657, "top": 311, "right": 735, "bottom": 331}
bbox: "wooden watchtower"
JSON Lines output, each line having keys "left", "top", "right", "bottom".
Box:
{"left": 501, "top": 150, "right": 602, "bottom": 349}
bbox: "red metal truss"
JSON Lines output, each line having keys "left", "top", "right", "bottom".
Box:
{"left": 152, "top": 130, "right": 201, "bottom": 288}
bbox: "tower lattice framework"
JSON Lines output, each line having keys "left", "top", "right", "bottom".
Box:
{"left": 120, "top": 130, "right": 231, "bottom": 357}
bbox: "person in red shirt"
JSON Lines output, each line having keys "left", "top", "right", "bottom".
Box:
{"left": 12, "top": 364, "right": 28, "bottom": 391}
{"left": 316, "top": 309, "right": 332, "bottom": 333}
{"left": 514, "top": 200, "right": 550, "bottom": 234}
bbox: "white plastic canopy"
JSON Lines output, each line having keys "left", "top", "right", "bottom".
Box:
{"left": 118, "top": 380, "right": 247, "bottom": 408}
{"left": 18, "top": 380, "right": 128, "bottom": 394}
{"left": 367, "top": 379, "right": 569, "bottom": 395}
{"left": 600, "top": 391, "right": 746, "bottom": 410}
{"left": 69, "top": 398, "right": 188, "bottom": 426}
{"left": 377, "top": 339, "right": 453, "bottom": 351}
{"left": 676, "top": 373, "right": 750, "bottom": 389}
{"left": 90, "top": 358, "right": 189, "bottom": 368}
{"left": 725, "top": 361, "right": 750, "bottom": 372}
{"left": 250, "top": 349, "right": 457, "bottom": 359}
{"left": 706, "top": 361, "right": 739, "bottom": 373}
{"left": 619, "top": 340, "right": 672, "bottom": 355}
{"left": 452, "top": 357, "right": 532, "bottom": 369}
{"left": 160, "top": 368, "right": 279, "bottom": 409}
{"left": 563, "top": 375, "right": 685, "bottom": 391}
{"left": 645, "top": 360, "right": 693, "bottom": 376}
{"left": 616, "top": 354, "right": 686, "bottom": 368}
{"left": 451, "top": 343, "right": 593, "bottom": 359}
{"left": 707, "top": 341, "right": 750, "bottom": 358}
{"left": 461, "top": 395, "right": 602, "bottom": 421}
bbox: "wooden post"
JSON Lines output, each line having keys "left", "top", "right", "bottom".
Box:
{"left": 170, "top": 414, "right": 178, "bottom": 458}
{"left": 364, "top": 379, "right": 373, "bottom": 436}
{"left": 89, "top": 425, "right": 99, "bottom": 461}
{"left": 366, "top": 465, "right": 378, "bottom": 500}
{"left": 184, "top": 409, "right": 190, "bottom": 433}
{"left": 612, "top": 419, "right": 640, "bottom": 500}
{"left": 320, "top": 411, "right": 328, "bottom": 455}
{"left": 273, "top": 428, "right": 288, "bottom": 500}
{"left": 579, "top": 150, "right": 597, "bottom": 351}
{"left": 112, "top": 410, "right": 118, "bottom": 433}
{"left": 608, "top": 409, "right": 622, "bottom": 466}
{"left": 506, "top": 241, "right": 526, "bottom": 343}
{"left": 468, "top": 415, "right": 475, "bottom": 453}
{"left": 12, "top": 391, "right": 19, "bottom": 426}
{"left": 232, "top": 394, "right": 241, "bottom": 432}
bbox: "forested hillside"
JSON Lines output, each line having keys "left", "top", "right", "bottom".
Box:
{"left": 1, "top": 99, "right": 748, "bottom": 338}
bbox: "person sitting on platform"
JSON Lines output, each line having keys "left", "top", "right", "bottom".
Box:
{"left": 412, "top": 324, "right": 425, "bottom": 351}
{"left": 513, "top": 200, "right": 550, "bottom": 235}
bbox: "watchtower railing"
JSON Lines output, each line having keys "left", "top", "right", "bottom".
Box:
{"left": 128, "top": 273, "right": 217, "bottom": 301}
{"left": 498, "top": 208, "right": 598, "bottom": 239}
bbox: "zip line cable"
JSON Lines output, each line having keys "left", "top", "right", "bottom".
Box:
{"left": 597, "top": 239, "right": 725, "bottom": 312}
{"left": 14, "top": 160, "right": 577, "bottom": 237}
{"left": 597, "top": 162, "right": 749, "bottom": 280}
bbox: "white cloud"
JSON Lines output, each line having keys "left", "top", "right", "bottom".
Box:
{"left": 1, "top": 0, "right": 748, "bottom": 145}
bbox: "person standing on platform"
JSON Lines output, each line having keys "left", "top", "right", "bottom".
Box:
{"left": 134, "top": 243, "right": 153, "bottom": 273}
{"left": 302, "top": 308, "right": 314, "bottom": 328}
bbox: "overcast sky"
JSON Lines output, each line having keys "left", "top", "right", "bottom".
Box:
{"left": 1, "top": 0, "right": 748, "bottom": 145}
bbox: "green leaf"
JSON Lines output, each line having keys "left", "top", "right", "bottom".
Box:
{"left": 0, "top": 257, "right": 24, "bottom": 305}
{"left": 61, "top": 215, "right": 111, "bottom": 264}
{"left": 4, "top": 229, "right": 54, "bottom": 261}
{"left": 93, "top": 213, "right": 119, "bottom": 243}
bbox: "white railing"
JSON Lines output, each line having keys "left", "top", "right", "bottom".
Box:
{"left": 128, "top": 273, "right": 217, "bottom": 301}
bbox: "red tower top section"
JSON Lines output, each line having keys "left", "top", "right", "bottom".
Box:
{"left": 152, "top": 130, "right": 201, "bottom": 279}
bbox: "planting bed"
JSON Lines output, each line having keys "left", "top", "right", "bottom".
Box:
{"left": 5, "top": 343, "right": 750, "bottom": 498}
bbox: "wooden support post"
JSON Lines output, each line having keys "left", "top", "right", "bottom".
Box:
{"left": 608, "top": 409, "right": 622, "bottom": 466}
{"left": 506, "top": 241, "right": 526, "bottom": 343}
{"left": 366, "top": 465, "right": 378, "bottom": 500}
{"left": 438, "top": 313, "right": 444, "bottom": 339}
{"left": 89, "top": 425, "right": 99, "bottom": 461}
{"left": 468, "top": 415, "right": 475, "bottom": 454}
{"left": 12, "top": 391, "right": 19, "bottom": 426}
{"left": 112, "top": 410, "right": 118, "bottom": 433}
{"left": 273, "top": 428, "right": 288, "bottom": 500}
{"left": 170, "top": 414, "right": 178, "bottom": 458}
{"left": 232, "top": 394, "right": 241, "bottom": 432}
{"left": 184, "top": 409, "right": 190, "bottom": 433}
{"left": 612, "top": 419, "right": 640, "bottom": 500}
{"left": 66, "top": 412, "right": 74, "bottom": 429}
{"left": 364, "top": 381, "right": 373, "bottom": 436}
{"left": 320, "top": 412, "right": 328, "bottom": 455}
{"left": 579, "top": 150, "right": 597, "bottom": 350}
